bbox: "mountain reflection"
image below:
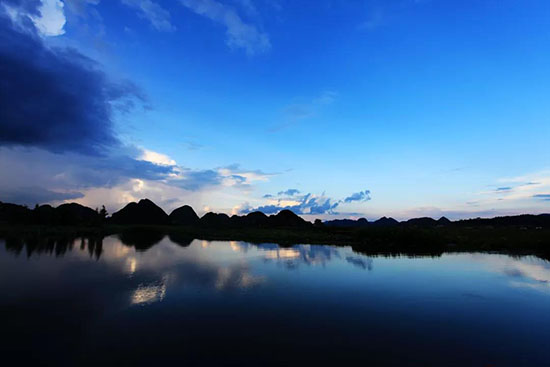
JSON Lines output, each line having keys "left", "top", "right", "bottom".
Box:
{"left": 2, "top": 235, "right": 550, "bottom": 295}
{"left": 3, "top": 235, "right": 104, "bottom": 260}
{"left": 118, "top": 230, "right": 165, "bottom": 251}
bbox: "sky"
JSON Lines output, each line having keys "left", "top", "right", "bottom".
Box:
{"left": 1, "top": 0, "right": 549, "bottom": 220}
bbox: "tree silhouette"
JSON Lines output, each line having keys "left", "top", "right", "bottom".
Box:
{"left": 99, "top": 205, "right": 108, "bottom": 219}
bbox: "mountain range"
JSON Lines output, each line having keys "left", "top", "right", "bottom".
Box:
{"left": 1, "top": 198, "right": 549, "bottom": 229}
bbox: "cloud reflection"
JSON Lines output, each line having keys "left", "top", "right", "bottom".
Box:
{"left": 131, "top": 279, "right": 167, "bottom": 305}
{"left": 470, "top": 254, "right": 550, "bottom": 292}
{"left": 215, "top": 266, "right": 265, "bottom": 290}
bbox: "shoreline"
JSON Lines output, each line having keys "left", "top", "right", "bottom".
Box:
{"left": 1, "top": 224, "right": 549, "bottom": 260}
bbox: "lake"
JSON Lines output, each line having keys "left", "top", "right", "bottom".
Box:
{"left": 1, "top": 234, "right": 549, "bottom": 366}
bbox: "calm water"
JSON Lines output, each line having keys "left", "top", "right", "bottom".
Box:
{"left": 1, "top": 235, "right": 550, "bottom": 366}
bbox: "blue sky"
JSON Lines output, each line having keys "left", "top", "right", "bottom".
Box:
{"left": 1, "top": 0, "right": 549, "bottom": 219}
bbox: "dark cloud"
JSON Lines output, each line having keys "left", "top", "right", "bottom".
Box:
{"left": 262, "top": 194, "right": 273, "bottom": 198}
{"left": 0, "top": 4, "right": 182, "bottom": 205}
{"left": 0, "top": 147, "right": 177, "bottom": 193}
{"left": 496, "top": 187, "right": 512, "bottom": 192}
{"left": 0, "top": 7, "right": 145, "bottom": 155}
{"left": 172, "top": 169, "right": 223, "bottom": 191}
{"left": 0, "top": 186, "right": 84, "bottom": 206}
{"left": 277, "top": 188, "right": 300, "bottom": 196}
{"left": 343, "top": 190, "right": 371, "bottom": 203}
{"left": 533, "top": 194, "right": 550, "bottom": 201}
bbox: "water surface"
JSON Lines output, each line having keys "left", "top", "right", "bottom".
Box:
{"left": 1, "top": 235, "right": 549, "bottom": 366}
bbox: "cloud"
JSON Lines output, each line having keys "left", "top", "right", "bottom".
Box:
{"left": 64, "top": 0, "right": 100, "bottom": 18}
{"left": 180, "top": 0, "right": 270, "bottom": 55}
{"left": 3, "top": 0, "right": 66, "bottom": 36}
{"left": 31, "top": 0, "right": 66, "bottom": 36}
{"left": 173, "top": 169, "right": 223, "bottom": 191}
{"left": 0, "top": 2, "right": 274, "bottom": 211}
{"left": 0, "top": 147, "right": 176, "bottom": 192}
{"left": 233, "top": 0, "right": 257, "bottom": 17}
{"left": 344, "top": 190, "right": 371, "bottom": 203}
{"left": 277, "top": 188, "right": 300, "bottom": 196}
{"left": 496, "top": 186, "right": 512, "bottom": 192}
{"left": 2, "top": 1, "right": 42, "bottom": 16}
{"left": 244, "top": 188, "right": 373, "bottom": 216}
{"left": 171, "top": 164, "right": 272, "bottom": 192}
{"left": 241, "top": 192, "right": 340, "bottom": 215}
{"left": 140, "top": 149, "right": 177, "bottom": 166}
{"left": 533, "top": 194, "right": 550, "bottom": 201}
{"left": 0, "top": 145, "right": 273, "bottom": 209}
{"left": 474, "top": 172, "right": 550, "bottom": 207}
{"left": 121, "top": 0, "right": 175, "bottom": 32}
{"left": 0, "top": 186, "right": 84, "bottom": 206}
{"left": 0, "top": 7, "right": 146, "bottom": 156}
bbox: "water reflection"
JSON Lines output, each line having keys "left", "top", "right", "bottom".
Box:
{"left": 1, "top": 236, "right": 550, "bottom": 366}
{"left": 117, "top": 229, "right": 165, "bottom": 251}
{"left": 346, "top": 256, "right": 374, "bottom": 270}
{"left": 132, "top": 277, "right": 168, "bottom": 305}
{"left": 4, "top": 235, "right": 104, "bottom": 259}
{"left": 469, "top": 254, "right": 550, "bottom": 293}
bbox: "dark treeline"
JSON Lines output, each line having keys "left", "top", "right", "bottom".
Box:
{"left": 1, "top": 198, "right": 550, "bottom": 229}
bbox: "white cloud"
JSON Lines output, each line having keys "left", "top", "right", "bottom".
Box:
{"left": 478, "top": 170, "right": 550, "bottom": 204}
{"left": 181, "top": 0, "right": 270, "bottom": 54}
{"left": 140, "top": 149, "right": 177, "bottom": 166}
{"left": 121, "top": 0, "right": 175, "bottom": 32}
{"left": 31, "top": 0, "right": 67, "bottom": 36}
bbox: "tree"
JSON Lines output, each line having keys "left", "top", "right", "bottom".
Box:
{"left": 99, "top": 205, "right": 108, "bottom": 219}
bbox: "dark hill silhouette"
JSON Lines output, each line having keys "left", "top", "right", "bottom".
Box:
{"left": 437, "top": 216, "right": 451, "bottom": 225}
{"left": 1, "top": 201, "right": 100, "bottom": 225}
{"left": 169, "top": 205, "right": 199, "bottom": 225}
{"left": 405, "top": 217, "right": 438, "bottom": 227}
{"left": 457, "top": 214, "right": 550, "bottom": 227}
{"left": 0, "top": 202, "right": 32, "bottom": 224}
{"left": 243, "top": 211, "right": 270, "bottom": 227}
{"left": 268, "top": 210, "right": 311, "bottom": 227}
{"left": 33, "top": 204, "right": 56, "bottom": 225}
{"left": 372, "top": 216, "right": 399, "bottom": 227}
{"left": 1, "top": 198, "right": 550, "bottom": 230}
{"left": 228, "top": 211, "right": 270, "bottom": 228}
{"left": 110, "top": 199, "right": 169, "bottom": 225}
{"left": 325, "top": 218, "right": 369, "bottom": 228}
{"left": 200, "top": 212, "right": 231, "bottom": 227}
{"left": 55, "top": 203, "right": 98, "bottom": 226}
